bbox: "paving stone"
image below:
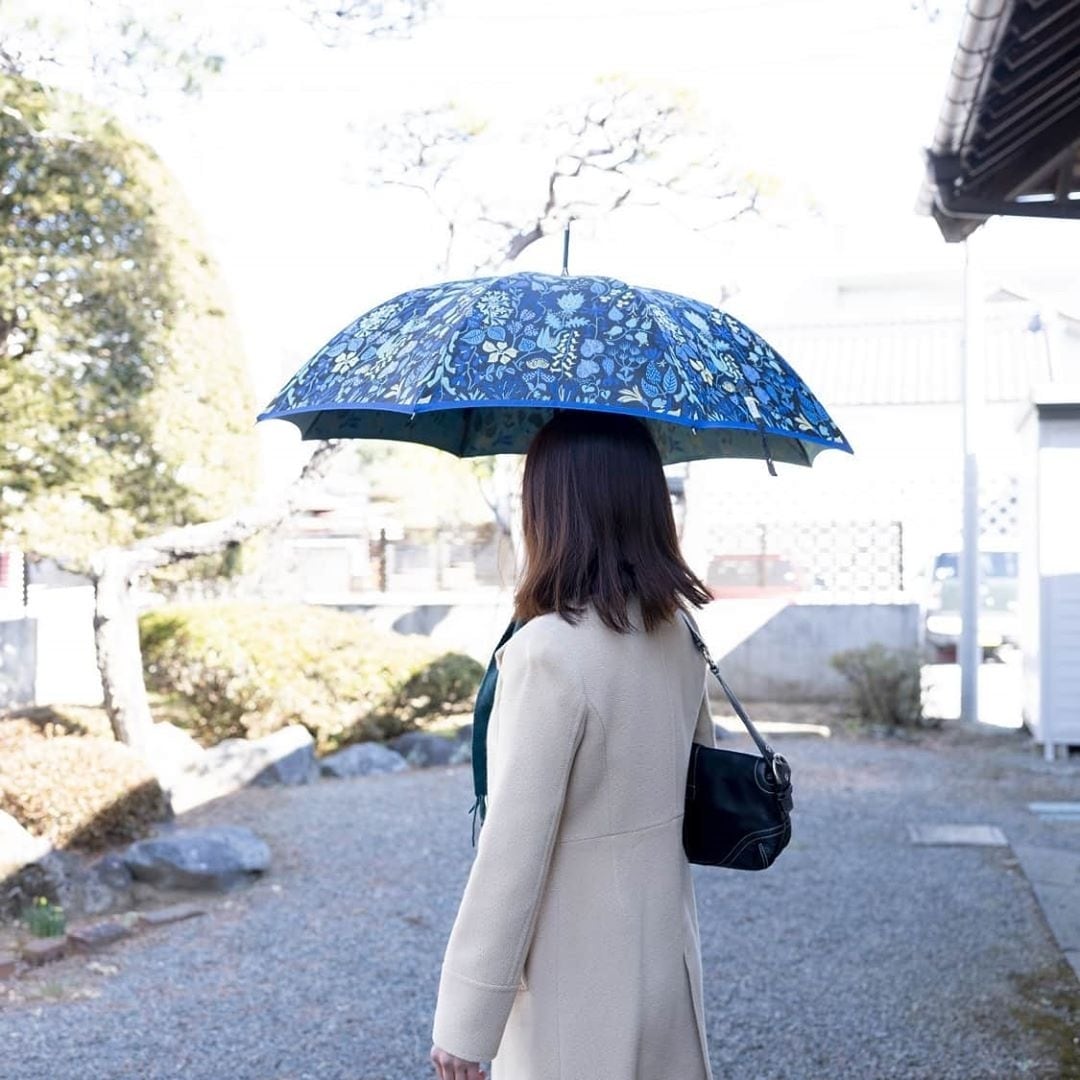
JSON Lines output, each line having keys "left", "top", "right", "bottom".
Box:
{"left": 68, "top": 921, "right": 132, "bottom": 953}
{"left": 1012, "top": 845, "right": 1080, "bottom": 983}
{"left": 1027, "top": 801, "right": 1080, "bottom": 820}
{"left": 907, "top": 824, "right": 1008, "bottom": 846}
{"left": 21, "top": 937, "right": 67, "bottom": 965}
{"left": 138, "top": 902, "right": 207, "bottom": 927}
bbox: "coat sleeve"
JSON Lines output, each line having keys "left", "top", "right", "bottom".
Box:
{"left": 431, "top": 626, "right": 588, "bottom": 1063}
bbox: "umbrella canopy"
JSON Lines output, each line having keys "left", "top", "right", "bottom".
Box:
{"left": 257, "top": 271, "right": 853, "bottom": 468}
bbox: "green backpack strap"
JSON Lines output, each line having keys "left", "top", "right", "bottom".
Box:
{"left": 468, "top": 617, "right": 520, "bottom": 846}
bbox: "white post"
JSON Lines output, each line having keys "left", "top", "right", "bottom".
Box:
{"left": 960, "top": 238, "right": 984, "bottom": 724}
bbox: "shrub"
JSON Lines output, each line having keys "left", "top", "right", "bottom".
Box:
{"left": 139, "top": 602, "right": 484, "bottom": 752}
{"left": 829, "top": 643, "right": 936, "bottom": 732}
{"left": 0, "top": 735, "right": 171, "bottom": 852}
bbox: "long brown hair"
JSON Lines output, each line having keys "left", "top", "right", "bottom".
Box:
{"left": 513, "top": 411, "right": 711, "bottom": 633}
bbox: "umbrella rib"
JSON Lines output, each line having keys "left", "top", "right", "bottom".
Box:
{"left": 403, "top": 278, "right": 497, "bottom": 415}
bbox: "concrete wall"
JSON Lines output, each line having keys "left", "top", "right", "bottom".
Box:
{"left": 25, "top": 585, "right": 103, "bottom": 706}
{"left": 695, "top": 599, "right": 921, "bottom": 702}
{"left": 332, "top": 594, "right": 515, "bottom": 664}
{"left": 334, "top": 596, "right": 920, "bottom": 702}
{"left": 0, "top": 618, "right": 36, "bottom": 708}
{"left": 12, "top": 587, "right": 918, "bottom": 712}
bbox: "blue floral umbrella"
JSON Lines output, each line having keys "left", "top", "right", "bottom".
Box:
{"left": 257, "top": 270, "right": 853, "bottom": 471}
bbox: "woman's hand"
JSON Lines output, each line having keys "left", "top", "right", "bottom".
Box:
{"left": 430, "top": 1043, "right": 487, "bottom": 1080}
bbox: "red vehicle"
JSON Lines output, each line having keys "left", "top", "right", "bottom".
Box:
{"left": 705, "top": 553, "right": 810, "bottom": 599}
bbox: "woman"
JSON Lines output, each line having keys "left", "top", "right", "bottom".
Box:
{"left": 430, "top": 410, "right": 717, "bottom": 1080}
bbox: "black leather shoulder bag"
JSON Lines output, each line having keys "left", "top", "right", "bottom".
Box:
{"left": 680, "top": 613, "right": 794, "bottom": 870}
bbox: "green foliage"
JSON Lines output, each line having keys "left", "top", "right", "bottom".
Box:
{"left": 829, "top": 644, "right": 936, "bottom": 732}
{"left": 139, "top": 602, "right": 485, "bottom": 752}
{"left": 398, "top": 651, "right": 486, "bottom": 719}
{"left": 0, "top": 73, "right": 256, "bottom": 563}
{"left": 23, "top": 896, "right": 66, "bottom": 938}
{"left": 0, "top": 733, "right": 171, "bottom": 851}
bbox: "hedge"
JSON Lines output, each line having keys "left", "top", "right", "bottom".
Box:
{"left": 0, "top": 734, "right": 171, "bottom": 852}
{"left": 139, "top": 602, "right": 484, "bottom": 752}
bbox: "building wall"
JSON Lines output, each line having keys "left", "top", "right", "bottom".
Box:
{"left": 0, "top": 619, "right": 36, "bottom": 708}
{"left": 1021, "top": 403, "right": 1080, "bottom": 748}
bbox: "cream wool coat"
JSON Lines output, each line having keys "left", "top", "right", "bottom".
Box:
{"left": 432, "top": 599, "right": 717, "bottom": 1079}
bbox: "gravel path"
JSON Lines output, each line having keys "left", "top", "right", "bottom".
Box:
{"left": 1, "top": 726, "right": 1078, "bottom": 1080}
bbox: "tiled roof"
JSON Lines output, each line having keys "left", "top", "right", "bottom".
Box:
{"left": 755, "top": 315, "right": 1054, "bottom": 407}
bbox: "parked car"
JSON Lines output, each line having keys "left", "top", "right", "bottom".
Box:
{"left": 705, "top": 553, "right": 812, "bottom": 599}
{"left": 920, "top": 547, "right": 1019, "bottom": 663}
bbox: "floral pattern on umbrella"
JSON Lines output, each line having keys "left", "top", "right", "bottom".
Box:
{"left": 260, "top": 272, "right": 853, "bottom": 465}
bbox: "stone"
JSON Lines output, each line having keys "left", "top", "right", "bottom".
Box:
{"left": 138, "top": 902, "right": 206, "bottom": 927}
{"left": 386, "top": 731, "right": 460, "bottom": 768}
{"left": 0, "top": 810, "right": 50, "bottom": 878}
{"left": 82, "top": 854, "right": 135, "bottom": 916}
{"left": 132, "top": 881, "right": 160, "bottom": 904}
{"left": 22, "top": 936, "right": 67, "bottom": 965}
{"left": 148, "top": 721, "right": 205, "bottom": 767}
{"left": 144, "top": 721, "right": 206, "bottom": 791}
{"left": 3, "top": 847, "right": 135, "bottom": 923}
{"left": 68, "top": 920, "right": 131, "bottom": 952}
{"left": 123, "top": 825, "right": 271, "bottom": 892}
{"left": 0, "top": 952, "right": 17, "bottom": 979}
{"left": 907, "top": 824, "right": 1008, "bottom": 847}
{"left": 319, "top": 743, "right": 409, "bottom": 779}
{"left": 171, "top": 726, "right": 317, "bottom": 812}
{"left": 1, "top": 850, "right": 82, "bottom": 921}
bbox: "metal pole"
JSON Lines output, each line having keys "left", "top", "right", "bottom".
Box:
{"left": 960, "top": 238, "right": 983, "bottom": 723}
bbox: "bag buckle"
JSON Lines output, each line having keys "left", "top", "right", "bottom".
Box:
{"left": 768, "top": 753, "right": 791, "bottom": 788}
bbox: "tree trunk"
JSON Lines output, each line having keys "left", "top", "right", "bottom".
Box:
{"left": 91, "top": 548, "right": 155, "bottom": 749}
{"left": 90, "top": 441, "right": 341, "bottom": 748}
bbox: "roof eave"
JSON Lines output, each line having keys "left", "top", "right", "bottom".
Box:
{"left": 916, "top": 0, "right": 1016, "bottom": 240}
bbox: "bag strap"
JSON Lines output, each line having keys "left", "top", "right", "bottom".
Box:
{"left": 679, "top": 611, "right": 789, "bottom": 785}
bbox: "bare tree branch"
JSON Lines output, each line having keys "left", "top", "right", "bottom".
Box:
{"left": 89, "top": 440, "right": 343, "bottom": 748}
{"left": 358, "top": 104, "right": 485, "bottom": 272}
{"left": 293, "top": 0, "right": 441, "bottom": 43}
{"left": 365, "top": 80, "right": 766, "bottom": 277}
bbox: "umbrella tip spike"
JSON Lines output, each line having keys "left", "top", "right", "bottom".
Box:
{"left": 562, "top": 219, "right": 571, "bottom": 277}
